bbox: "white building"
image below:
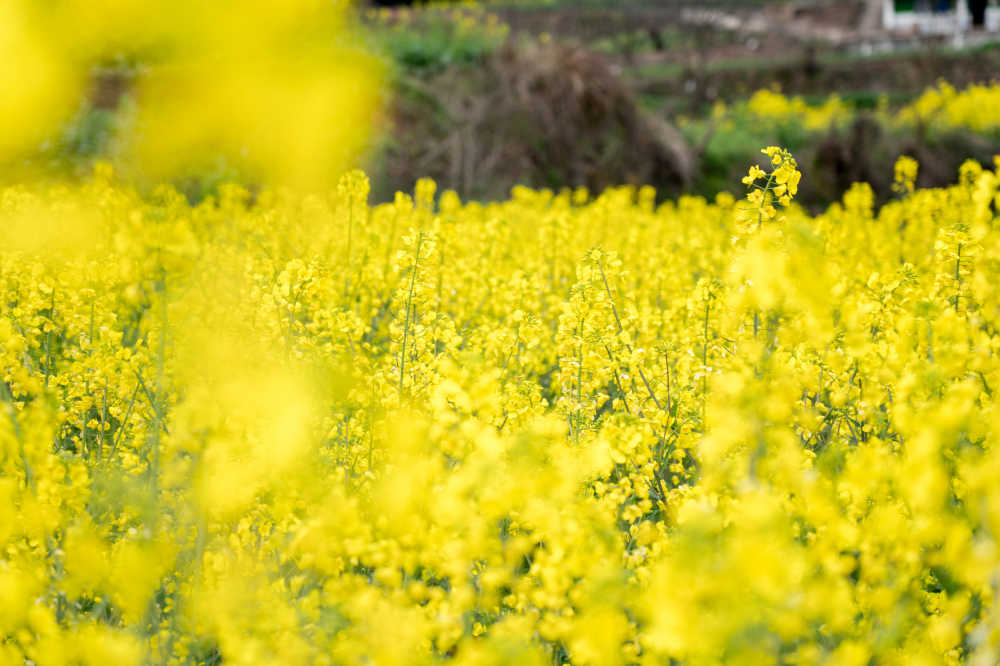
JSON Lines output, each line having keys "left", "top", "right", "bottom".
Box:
{"left": 882, "top": 0, "right": 1000, "bottom": 34}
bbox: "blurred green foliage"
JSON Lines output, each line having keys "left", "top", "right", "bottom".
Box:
{"left": 365, "top": 5, "right": 509, "bottom": 75}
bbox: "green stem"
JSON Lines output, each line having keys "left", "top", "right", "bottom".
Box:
{"left": 954, "top": 243, "right": 962, "bottom": 311}
{"left": 604, "top": 345, "right": 632, "bottom": 415}
{"left": 596, "top": 257, "right": 661, "bottom": 411}
{"left": 754, "top": 168, "right": 777, "bottom": 229}
{"left": 98, "top": 381, "right": 108, "bottom": 459}
{"left": 43, "top": 290, "right": 55, "bottom": 388}
{"left": 345, "top": 199, "right": 354, "bottom": 297}
{"left": 702, "top": 298, "right": 711, "bottom": 427}
{"left": 399, "top": 232, "right": 424, "bottom": 396}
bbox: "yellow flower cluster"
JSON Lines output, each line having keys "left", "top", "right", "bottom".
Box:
{"left": 3, "top": 153, "right": 1000, "bottom": 665}
{"left": 368, "top": 0, "right": 509, "bottom": 35}
{"left": 728, "top": 82, "right": 1000, "bottom": 136}
{"left": 898, "top": 81, "right": 1000, "bottom": 134}
{"left": 740, "top": 146, "right": 802, "bottom": 227}
{"left": 743, "top": 88, "right": 853, "bottom": 131}
{"left": 893, "top": 155, "right": 920, "bottom": 194}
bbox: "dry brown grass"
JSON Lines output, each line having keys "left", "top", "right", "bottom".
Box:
{"left": 376, "top": 42, "right": 692, "bottom": 201}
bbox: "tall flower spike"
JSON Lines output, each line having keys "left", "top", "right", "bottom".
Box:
{"left": 893, "top": 155, "right": 919, "bottom": 195}
{"left": 739, "top": 146, "right": 801, "bottom": 228}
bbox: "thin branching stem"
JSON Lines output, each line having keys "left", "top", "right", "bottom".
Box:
{"left": 399, "top": 232, "right": 425, "bottom": 395}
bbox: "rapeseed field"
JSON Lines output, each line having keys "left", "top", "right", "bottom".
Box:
{"left": 2, "top": 145, "right": 1000, "bottom": 664}
{"left": 4, "top": 1, "right": 1000, "bottom": 664}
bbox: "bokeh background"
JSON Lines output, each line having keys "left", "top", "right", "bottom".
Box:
{"left": 16, "top": 0, "right": 1000, "bottom": 208}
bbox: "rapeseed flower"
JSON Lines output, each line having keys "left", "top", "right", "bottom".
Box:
{"left": 2, "top": 152, "right": 999, "bottom": 662}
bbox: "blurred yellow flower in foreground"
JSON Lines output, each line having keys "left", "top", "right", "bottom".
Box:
{"left": 2, "top": 0, "right": 382, "bottom": 188}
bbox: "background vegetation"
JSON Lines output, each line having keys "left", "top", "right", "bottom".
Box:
{"left": 46, "top": 0, "right": 1000, "bottom": 209}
